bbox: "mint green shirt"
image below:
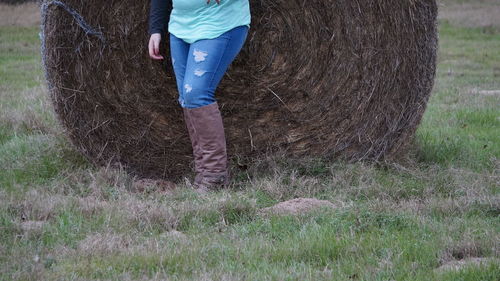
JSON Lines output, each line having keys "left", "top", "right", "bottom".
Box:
{"left": 168, "top": 0, "right": 251, "bottom": 44}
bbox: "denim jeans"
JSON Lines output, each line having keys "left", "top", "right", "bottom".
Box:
{"left": 169, "top": 25, "right": 249, "bottom": 109}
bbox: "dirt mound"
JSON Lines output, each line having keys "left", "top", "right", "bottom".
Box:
{"left": 260, "top": 198, "right": 338, "bottom": 216}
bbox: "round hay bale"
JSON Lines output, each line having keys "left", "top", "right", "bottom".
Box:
{"left": 41, "top": 0, "right": 438, "bottom": 180}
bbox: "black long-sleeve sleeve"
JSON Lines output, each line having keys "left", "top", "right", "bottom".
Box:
{"left": 149, "top": 0, "right": 172, "bottom": 35}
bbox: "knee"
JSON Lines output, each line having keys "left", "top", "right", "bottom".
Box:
{"left": 182, "top": 86, "right": 216, "bottom": 108}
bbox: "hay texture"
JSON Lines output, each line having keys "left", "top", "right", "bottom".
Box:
{"left": 41, "top": 0, "right": 438, "bottom": 180}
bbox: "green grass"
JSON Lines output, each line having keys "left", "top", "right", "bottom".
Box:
{"left": 0, "top": 26, "right": 42, "bottom": 91}
{"left": 1, "top": 3, "right": 499, "bottom": 281}
{"left": 414, "top": 22, "right": 500, "bottom": 171}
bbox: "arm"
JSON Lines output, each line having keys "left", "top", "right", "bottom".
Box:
{"left": 148, "top": 0, "right": 171, "bottom": 60}
{"left": 149, "top": 0, "right": 170, "bottom": 35}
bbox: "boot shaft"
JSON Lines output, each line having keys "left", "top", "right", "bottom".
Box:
{"left": 183, "top": 102, "right": 228, "bottom": 186}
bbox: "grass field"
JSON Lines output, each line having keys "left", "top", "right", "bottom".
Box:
{"left": 1, "top": 1, "right": 499, "bottom": 280}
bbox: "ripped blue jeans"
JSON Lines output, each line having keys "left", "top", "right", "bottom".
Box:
{"left": 169, "top": 25, "right": 249, "bottom": 109}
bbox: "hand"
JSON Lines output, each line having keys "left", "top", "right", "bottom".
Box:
{"left": 148, "top": 33, "right": 164, "bottom": 60}
{"left": 207, "top": 0, "right": 221, "bottom": 4}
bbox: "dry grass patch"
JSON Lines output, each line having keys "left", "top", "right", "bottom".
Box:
{"left": 369, "top": 196, "right": 496, "bottom": 217}
{"left": 470, "top": 89, "right": 500, "bottom": 97}
{"left": 114, "top": 196, "right": 179, "bottom": 231}
{"left": 86, "top": 164, "right": 135, "bottom": 198}
{"left": 78, "top": 230, "right": 190, "bottom": 253}
{"left": 0, "top": 3, "right": 40, "bottom": 27}
{"left": 259, "top": 198, "right": 339, "bottom": 216}
{"left": 436, "top": 257, "right": 499, "bottom": 272}
{"left": 441, "top": 240, "right": 488, "bottom": 262}
{"left": 73, "top": 230, "right": 191, "bottom": 261}
{"left": 437, "top": 233, "right": 500, "bottom": 268}
{"left": 17, "top": 220, "right": 46, "bottom": 235}
{"left": 75, "top": 196, "right": 110, "bottom": 217}
{"left": 13, "top": 189, "right": 71, "bottom": 221}
{"left": 0, "top": 85, "right": 57, "bottom": 135}
{"left": 131, "top": 178, "right": 177, "bottom": 194}
{"left": 250, "top": 172, "right": 324, "bottom": 201}
{"left": 439, "top": 1, "right": 500, "bottom": 29}
{"left": 49, "top": 163, "right": 139, "bottom": 198}
{"left": 77, "top": 232, "right": 131, "bottom": 256}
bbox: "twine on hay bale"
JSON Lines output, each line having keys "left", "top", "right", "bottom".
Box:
{"left": 41, "top": 0, "right": 438, "bottom": 180}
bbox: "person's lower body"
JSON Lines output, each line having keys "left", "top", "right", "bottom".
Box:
{"left": 169, "top": 25, "right": 249, "bottom": 191}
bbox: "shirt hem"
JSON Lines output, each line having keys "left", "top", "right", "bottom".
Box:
{"left": 169, "top": 23, "right": 251, "bottom": 44}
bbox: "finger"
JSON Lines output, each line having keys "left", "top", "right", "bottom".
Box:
{"left": 154, "top": 39, "right": 160, "bottom": 56}
{"left": 148, "top": 38, "right": 155, "bottom": 58}
{"left": 149, "top": 38, "right": 163, "bottom": 60}
{"left": 152, "top": 54, "right": 164, "bottom": 60}
{"left": 154, "top": 39, "right": 164, "bottom": 59}
{"left": 151, "top": 51, "right": 164, "bottom": 60}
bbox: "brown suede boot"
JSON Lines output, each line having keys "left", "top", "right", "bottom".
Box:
{"left": 183, "top": 108, "right": 204, "bottom": 182}
{"left": 183, "top": 102, "right": 229, "bottom": 191}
